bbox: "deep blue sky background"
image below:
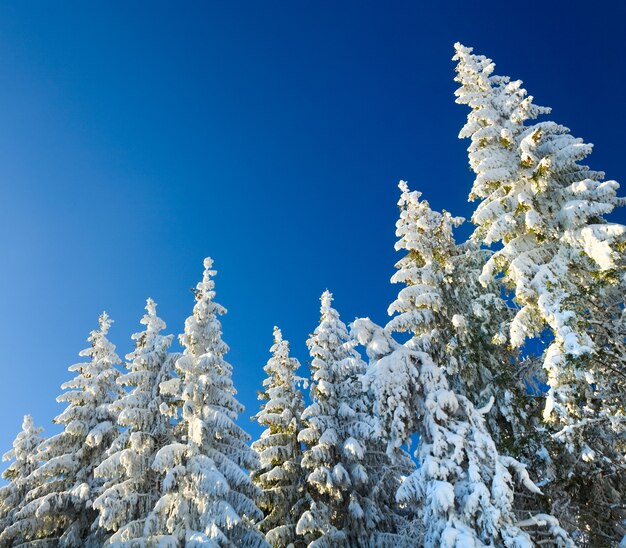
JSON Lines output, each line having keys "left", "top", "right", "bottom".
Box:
{"left": 0, "top": 1, "right": 624, "bottom": 453}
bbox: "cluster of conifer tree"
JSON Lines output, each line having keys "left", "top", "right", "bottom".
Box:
{"left": 1, "top": 43, "right": 625, "bottom": 547}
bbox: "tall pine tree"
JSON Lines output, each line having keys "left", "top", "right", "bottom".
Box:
{"left": 144, "top": 258, "right": 267, "bottom": 546}
{"left": 92, "top": 298, "right": 177, "bottom": 544}
{"left": 0, "top": 415, "right": 45, "bottom": 543}
{"left": 297, "top": 292, "right": 410, "bottom": 547}
{"left": 3, "top": 313, "right": 122, "bottom": 546}
{"left": 388, "top": 181, "right": 549, "bottom": 496}
{"left": 252, "top": 326, "right": 307, "bottom": 547}
{"left": 454, "top": 42, "right": 626, "bottom": 542}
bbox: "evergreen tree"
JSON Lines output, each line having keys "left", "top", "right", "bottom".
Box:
{"left": 251, "top": 326, "right": 307, "bottom": 547}
{"left": 297, "top": 292, "right": 410, "bottom": 547}
{"left": 3, "top": 313, "right": 122, "bottom": 546}
{"left": 354, "top": 319, "right": 571, "bottom": 547}
{"left": 388, "top": 180, "right": 549, "bottom": 485}
{"left": 144, "top": 258, "right": 267, "bottom": 547}
{"left": 385, "top": 181, "right": 570, "bottom": 543}
{"left": 454, "top": 42, "right": 626, "bottom": 542}
{"left": 92, "top": 298, "right": 177, "bottom": 544}
{"left": 0, "top": 415, "right": 45, "bottom": 542}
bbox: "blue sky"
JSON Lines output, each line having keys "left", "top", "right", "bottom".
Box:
{"left": 0, "top": 1, "right": 624, "bottom": 452}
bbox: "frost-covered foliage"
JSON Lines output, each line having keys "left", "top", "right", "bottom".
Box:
{"left": 389, "top": 180, "right": 550, "bottom": 477}
{"left": 455, "top": 42, "right": 626, "bottom": 543}
{"left": 0, "top": 415, "right": 45, "bottom": 539}
{"left": 383, "top": 180, "right": 575, "bottom": 544}
{"left": 3, "top": 313, "right": 122, "bottom": 547}
{"left": 251, "top": 326, "right": 307, "bottom": 547}
{"left": 92, "top": 298, "right": 177, "bottom": 544}
{"left": 144, "top": 258, "right": 267, "bottom": 547}
{"left": 357, "top": 177, "right": 575, "bottom": 545}
{"left": 454, "top": 42, "right": 625, "bottom": 439}
{"left": 297, "top": 292, "right": 411, "bottom": 547}
{"left": 354, "top": 319, "right": 572, "bottom": 548}
{"left": 388, "top": 181, "right": 515, "bottom": 406}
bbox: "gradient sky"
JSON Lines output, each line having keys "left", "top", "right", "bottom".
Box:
{"left": 0, "top": 1, "right": 624, "bottom": 455}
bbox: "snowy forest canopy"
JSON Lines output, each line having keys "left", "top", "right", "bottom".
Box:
{"left": 1, "top": 43, "right": 625, "bottom": 547}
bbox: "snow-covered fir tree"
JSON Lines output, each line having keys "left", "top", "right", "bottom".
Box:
{"left": 454, "top": 42, "right": 626, "bottom": 542}
{"left": 387, "top": 181, "right": 518, "bottom": 430}
{"left": 354, "top": 318, "right": 572, "bottom": 547}
{"left": 387, "top": 181, "right": 553, "bottom": 516}
{"left": 0, "top": 415, "right": 45, "bottom": 539}
{"left": 251, "top": 326, "right": 307, "bottom": 547}
{"left": 2, "top": 313, "right": 123, "bottom": 547}
{"left": 297, "top": 291, "right": 411, "bottom": 547}
{"left": 92, "top": 298, "right": 177, "bottom": 544}
{"left": 354, "top": 180, "right": 571, "bottom": 547}
{"left": 143, "top": 258, "right": 267, "bottom": 547}
{"left": 454, "top": 41, "right": 625, "bottom": 433}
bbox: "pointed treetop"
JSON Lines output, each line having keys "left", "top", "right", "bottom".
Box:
{"left": 398, "top": 178, "right": 415, "bottom": 199}
{"left": 202, "top": 256, "right": 216, "bottom": 285}
{"left": 453, "top": 42, "right": 550, "bottom": 144}
{"left": 453, "top": 42, "right": 495, "bottom": 74}
{"left": 452, "top": 42, "right": 502, "bottom": 99}
{"left": 125, "top": 298, "right": 170, "bottom": 361}
{"left": 394, "top": 180, "right": 464, "bottom": 267}
{"left": 398, "top": 179, "right": 409, "bottom": 195}
{"left": 78, "top": 312, "right": 120, "bottom": 364}
{"left": 453, "top": 41, "right": 467, "bottom": 52}
{"left": 98, "top": 311, "right": 113, "bottom": 334}
{"left": 2, "top": 414, "right": 44, "bottom": 465}
{"left": 272, "top": 326, "right": 283, "bottom": 344}
{"left": 140, "top": 297, "right": 166, "bottom": 332}
{"left": 195, "top": 256, "right": 218, "bottom": 299}
{"left": 145, "top": 297, "right": 157, "bottom": 316}
{"left": 320, "top": 290, "right": 333, "bottom": 314}
{"left": 21, "top": 415, "right": 35, "bottom": 432}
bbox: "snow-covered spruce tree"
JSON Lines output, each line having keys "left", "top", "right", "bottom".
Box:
{"left": 353, "top": 319, "right": 572, "bottom": 547}
{"left": 387, "top": 181, "right": 553, "bottom": 509}
{"left": 0, "top": 415, "right": 45, "bottom": 540}
{"left": 454, "top": 43, "right": 626, "bottom": 542}
{"left": 297, "top": 291, "right": 411, "bottom": 547}
{"left": 370, "top": 181, "right": 570, "bottom": 545}
{"left": 388, "top": 181, "right": 527, "bottom": 443}
{"left": 143, "top": 258, "right": 267, "bottom": 547}
{"left": 92, "top": 298, "right": 177, "bottom": 544}
{"left": 251, "top": 326, "right": 307, "bottom": 547}
{"left": 2, "top": 313, "right": 123, "bottom": 547}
